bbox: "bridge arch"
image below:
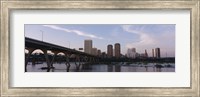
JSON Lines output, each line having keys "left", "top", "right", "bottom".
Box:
{"left": 25, "top": 48, "right": 38, "bottom": 72}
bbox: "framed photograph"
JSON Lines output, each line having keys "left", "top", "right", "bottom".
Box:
{"left": 1, "top": 0, "right": 199, "bottom": 96}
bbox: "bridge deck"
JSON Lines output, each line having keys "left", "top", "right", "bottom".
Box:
{"left": 25, "top": 37, "right": 96, "bottom": 57}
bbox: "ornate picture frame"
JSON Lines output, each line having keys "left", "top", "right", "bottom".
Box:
{"left": 1, "top": 0, "right": 199, "bottom": 96}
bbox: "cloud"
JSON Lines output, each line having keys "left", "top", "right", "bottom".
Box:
{"left": 121, "top": 25, "right": 175, "bottom": 57}
{"left": 43, "top": 25, "right": 104, "bottom": 39}
{"left": 121, "top": 25, "right": 157, "bottom": 48}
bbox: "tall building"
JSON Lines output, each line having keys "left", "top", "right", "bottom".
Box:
{"left": 91, "top": 48, "right": 98, "bottom": 55}
{"left": 107, "top": 44, "right": 113, "bottom": 57}
{"left": 101, "top": 52, "right": 107, "bottom": 58}
{"left": 155, "top": 48, "right": 160, "bottom": 58}
{"left": 127, "top": 48, "right": 136, "bottom": 59}
{"left": 114, "top": 43, "right": 121, "bottom": 58}
{"left": 97, "top": 49, "right": 101, "bottom": 56}
{"left": 84, "top": 40, "right": 92, "bottom": 54}
{"left": 152, "top": 49, "right": 154, "bottom": 58}
{"left": 145, "top": 49, "right": 148, "bottom": 57}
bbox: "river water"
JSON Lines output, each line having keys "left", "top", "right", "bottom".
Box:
{"left": 26, "top": 62, "right": 175, "bottom": 72}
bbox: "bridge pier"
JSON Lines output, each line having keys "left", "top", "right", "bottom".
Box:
{"left": 75, "top": 55, "right": 81, "bottom": 70}
{"left": 50, "top": 51, "right": 59, "bottom": 68}
{"left": 96, "top": 58, "right": 100, "bottom": 64}
{"left": 94, "top": 58, "right": 97, "bottom": 63}
{"left": 92, "top": 57, "right": 95, "bottom": 63}
{"left": 64, "top": 53, "right": 71, "bottom": 72}
{"left": 80, "top": 56, "right": 85, "bottom": 68}
{"left": 84, "top": 56, "right": 89, "bottom": 63}
{"left": 25, "top": 48, "right": 35, "bottom": 72}
{"left": 42, "top": 49, "right": 51, "bottom": 71}
{"left": 89, "top": 57, "right": 93, "bottom": 63}
{"left": 41, "top": 50, "right": 59, "bottom": 71}
{"left": 80, "top": 56, "right": 85, "bottom": 64}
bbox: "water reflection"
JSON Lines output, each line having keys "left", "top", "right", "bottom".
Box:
{"left": 27, "top": 62, "right": 175, "bottom": 72}
{"left": 115, "top": 65, "right": 121, "bottom": 72}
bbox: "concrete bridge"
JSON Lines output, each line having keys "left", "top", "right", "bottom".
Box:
{"left": 25, "top": 37, "right": 99, "bottom": 72}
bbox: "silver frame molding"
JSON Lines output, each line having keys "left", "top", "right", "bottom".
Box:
{"left": 1, "top": 0, "right": 199, "bottom": 96}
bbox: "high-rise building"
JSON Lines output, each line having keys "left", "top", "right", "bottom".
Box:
{"left": 155, "top": 48, "right": 160, "bottom": 58}
{"left": 101, "top": 52, "right": 107, "bottom": 58}
{"left": 107, "top": 44, "right": 113, "bottom": 57}
{"left": 114, "top": 43, "right": 121, "bottom": 58}
{"left": 127, "top": 48, "right": 136, "bottom": 59}
{"left": 84, "top": 40, "right": 92, "bottom": 54}
{"left": 152, "top": 49, "right": 154, "bottom": 58}
{"left": 145, "top": 49, "right": 148, "bottom": 57}
{"left": 91, "top": 48, "right": 98, "bottom": 55}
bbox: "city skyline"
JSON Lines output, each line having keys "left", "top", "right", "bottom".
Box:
{"left": 25, "top": 24, "right": 175, "bottom": 57}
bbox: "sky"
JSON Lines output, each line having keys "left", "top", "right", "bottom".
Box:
{"left": 25, "top": 24, "right": 175, "bottom": 57}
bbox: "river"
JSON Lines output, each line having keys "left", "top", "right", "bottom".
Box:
{"left": 26, "top": 62, "right": 175, "bottom": 72}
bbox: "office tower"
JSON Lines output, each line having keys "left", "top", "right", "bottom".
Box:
{"left": 101, "top": 52, "right": 107, "bottom": 58}
{"left": 107, "top": 44, "right": 113, "bottom": 57}
{"left": 127, "top": 48, "right": 136, "bottom": 59}
{"left": 127, "top": 49, "right": 131, "bottom": 58}
{"left": 84, "top": 40, "right": 92, "bottom": 54}
{"left": 155, "top": 48, "right": 161, "bottom": 58}
{"left": 114, "top": 43, "right": 121, "bottom": 58}
{"left": 152, "top": 49, "right": 154, "bottom": 58}
{"left": 145, "top": 49, "right": 148, "bottom": 57}
{"left": 91, "top": 48, "right": 98, "bottom": 55}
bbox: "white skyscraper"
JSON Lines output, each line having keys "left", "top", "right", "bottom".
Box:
{"left": 127, "top": 48, "right": 136, "bottom": 59}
